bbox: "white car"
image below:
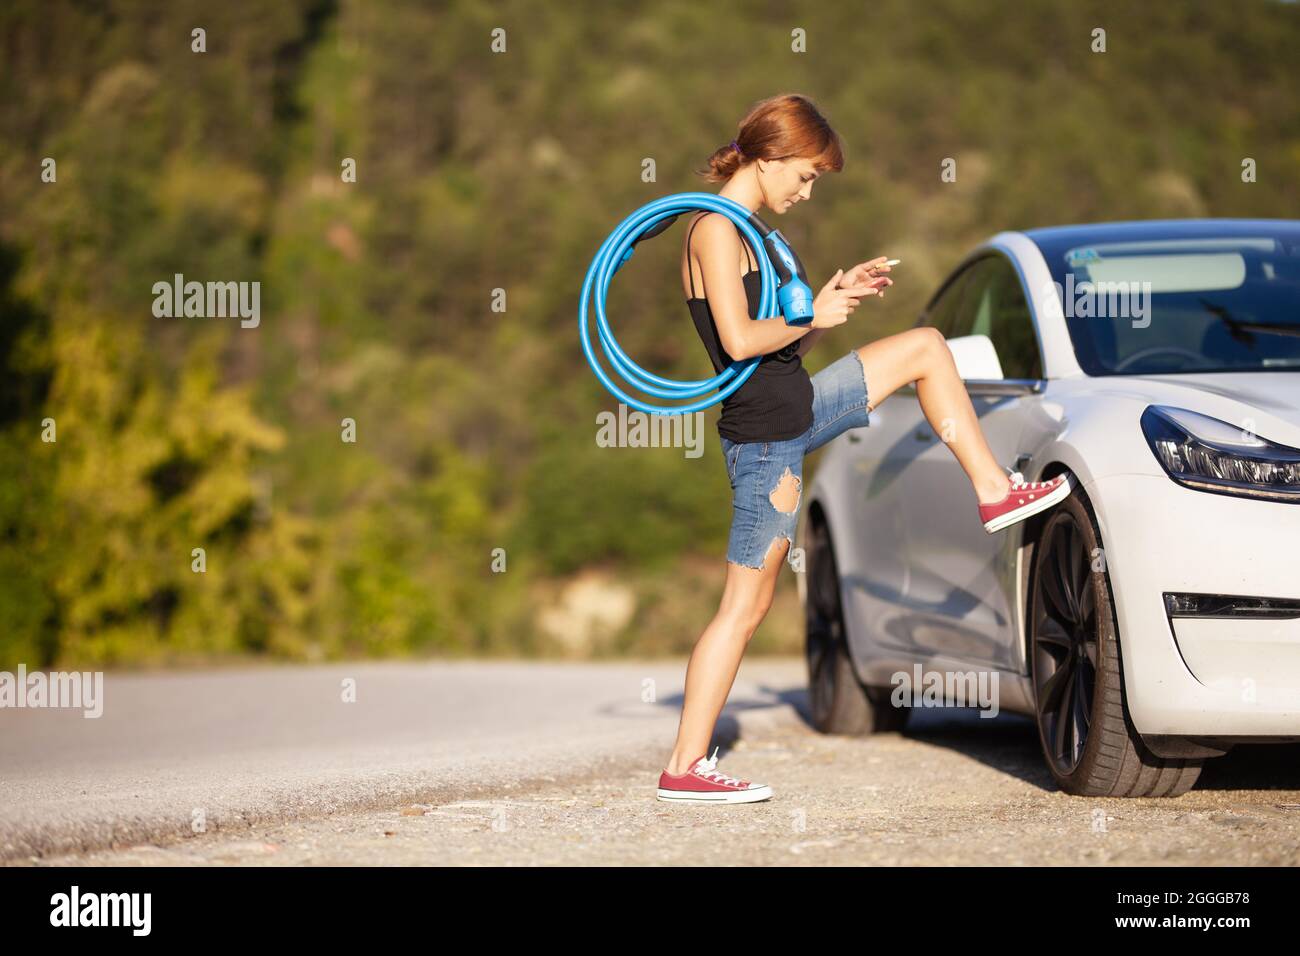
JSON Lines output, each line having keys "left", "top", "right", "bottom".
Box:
{"left": 796, "top": 219, "right": 1300, "bottom": 797}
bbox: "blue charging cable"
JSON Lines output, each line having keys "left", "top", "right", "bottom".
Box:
{"left": 579, "top": 192, "right": 816, "bottom": 415}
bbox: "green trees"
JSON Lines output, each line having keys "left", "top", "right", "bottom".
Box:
{"left": 1, "top": 0, "right": 1298, "bottom": 666}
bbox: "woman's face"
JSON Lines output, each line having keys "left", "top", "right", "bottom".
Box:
{"left": 758, "top": 156, "right": 822, "bottom": 214}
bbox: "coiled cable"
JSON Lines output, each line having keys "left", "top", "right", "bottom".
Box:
{"left": 579, "top": 191, "right": 813, "bottom": 415}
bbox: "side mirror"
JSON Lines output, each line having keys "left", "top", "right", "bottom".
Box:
{"left": 944, "top": 333, "right": 1004, "bottom": 380}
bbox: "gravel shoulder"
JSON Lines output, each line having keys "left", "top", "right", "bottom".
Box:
{"left": 9, "top": 661, "right": 1300, "bottom": 866}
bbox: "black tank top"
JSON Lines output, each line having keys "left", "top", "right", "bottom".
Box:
{"left": 684, "top": 214, "right": 814, "bottom": 443}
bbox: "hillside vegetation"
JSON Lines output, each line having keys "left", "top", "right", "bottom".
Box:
{"left": 1, "top": 0, "right": 1297, "bottom": 666}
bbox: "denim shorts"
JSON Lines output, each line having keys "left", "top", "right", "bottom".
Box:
{"left": 718, "top": 349, "right": 872, "bottom": 570}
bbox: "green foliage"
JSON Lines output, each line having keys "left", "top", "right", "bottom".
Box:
{"left": 1, "top": 0, "right": 1298, "bottom": 665}
{"left": 515, "top": 423, "right": 732, "bottom": 575}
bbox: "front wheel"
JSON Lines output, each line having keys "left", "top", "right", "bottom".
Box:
{"left": 1029, "top": 487, "right": 1203, "bottom": 797}
{"left": 805, "top": 515, "right": 909, "bottom": 735}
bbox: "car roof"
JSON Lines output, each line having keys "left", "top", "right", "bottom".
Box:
{"left": 1020, "top": 218, "right": 1300, "bottom": 250}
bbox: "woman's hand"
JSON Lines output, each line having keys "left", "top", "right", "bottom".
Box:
{"left": 812, "top": 268, "right": 876, "bottom": 330}
{"left": 839, "top": 256, "right": 895, "bottom": 299}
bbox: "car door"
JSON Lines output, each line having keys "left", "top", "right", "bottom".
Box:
{"left": 835, "top": 265, "right": 977, "bottom": 655}
{"left": 899, "top": 253, "right": 1046, "bottom": 669}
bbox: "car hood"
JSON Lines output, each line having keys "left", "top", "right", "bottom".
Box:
{"left": 1048, "top": 369, "right": 1300, "bottom": 454}
{"left": 1133, "top": 371, "right": 1300, "bottom": 423}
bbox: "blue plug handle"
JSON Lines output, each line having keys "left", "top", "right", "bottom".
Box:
{"left": 744, "top": 216, "right": 815, "bottom": 326}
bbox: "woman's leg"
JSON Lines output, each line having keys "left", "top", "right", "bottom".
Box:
{"left": 664, "top": 540, "right": 790, "bottom": 775}
{"left": 854, "top": 327, "right": 1011, "bottom": 504}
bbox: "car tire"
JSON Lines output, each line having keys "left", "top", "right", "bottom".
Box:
{"left": 1029, "top": 484, "right": 1204, "bottom": 797}
{"left": 805, "top": 514, "right": 910, "bottom": 736}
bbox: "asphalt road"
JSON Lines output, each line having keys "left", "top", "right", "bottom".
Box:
{"left": 4, "top": 659, "right": 1300, "bottom": 866}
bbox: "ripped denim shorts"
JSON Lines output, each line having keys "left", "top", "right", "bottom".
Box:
{"left": 719, "top": 349, "right": 872, "bottom": 570}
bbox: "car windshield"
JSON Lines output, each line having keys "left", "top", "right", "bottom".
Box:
{"left": 1032, "top": 230, "right": 1300, "bottom": 375}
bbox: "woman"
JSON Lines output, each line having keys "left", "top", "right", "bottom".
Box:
{"left": 656, "top": 94, "right": 1072, "bottom": 803}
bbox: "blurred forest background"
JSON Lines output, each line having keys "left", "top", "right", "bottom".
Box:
{"left": 1, "top": 0, "right": 1298, "bottom": 668}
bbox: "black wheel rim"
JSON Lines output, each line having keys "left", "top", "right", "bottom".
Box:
{"left": 1032, "top": 512, "right": 1099, "bottom": 776}
{"left": 805, "top": 522, "right": 844, "bottom": 727}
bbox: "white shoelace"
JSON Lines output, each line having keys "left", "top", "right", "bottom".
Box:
{"left": 1007, "top": 470, "right": 1053, "bottom": 491}
{"left": 692, "top": 746, "right": 743, "bottom": 786}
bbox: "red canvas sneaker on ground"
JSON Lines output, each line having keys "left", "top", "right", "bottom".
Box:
{"left": 979, "top": 470, "right": 1074, "bottom": 533}
{"left": 656, "top": 746, "right": 773, "bottom": 804}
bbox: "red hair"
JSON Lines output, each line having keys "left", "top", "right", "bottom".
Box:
{"left": 697, "top": 93, "right": 845, "bottom": 183}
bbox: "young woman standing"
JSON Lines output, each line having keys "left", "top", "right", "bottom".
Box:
{"left": 656, "top": 94, "right": 1072, "bottom": 803}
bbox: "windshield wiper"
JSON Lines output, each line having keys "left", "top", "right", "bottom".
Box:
{"left": 1200, "top": 297, "right": 1300, "bottom": 342}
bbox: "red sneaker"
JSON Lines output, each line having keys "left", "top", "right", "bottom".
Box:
{"left": 979, "top": 471, "right": 1074, "bottom": 533}
{"left": 656, "top": 747, "right": 773, "bottom": 804}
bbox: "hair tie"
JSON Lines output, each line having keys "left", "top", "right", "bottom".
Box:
{"left": 729, "top": 140, "right": 743, "bottom": 157}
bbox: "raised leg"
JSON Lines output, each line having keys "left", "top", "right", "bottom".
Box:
{"left": 854, "top": 327, "right": 1011, "bottom": 504}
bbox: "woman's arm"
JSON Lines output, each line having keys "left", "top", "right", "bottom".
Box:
{"left": 692, "top": 214, "right": 873, "bottom": 361}
{"left": 692, "top": 214, "right": 805, "bottom": 360}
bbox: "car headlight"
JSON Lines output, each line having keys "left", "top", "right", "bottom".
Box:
{"left": 1140, "top": 405, "right": 1300, "bottom": 503}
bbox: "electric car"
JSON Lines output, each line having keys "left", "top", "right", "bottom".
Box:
{"left": 795, "top": 219, "right": 1300, "bottom": 797}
